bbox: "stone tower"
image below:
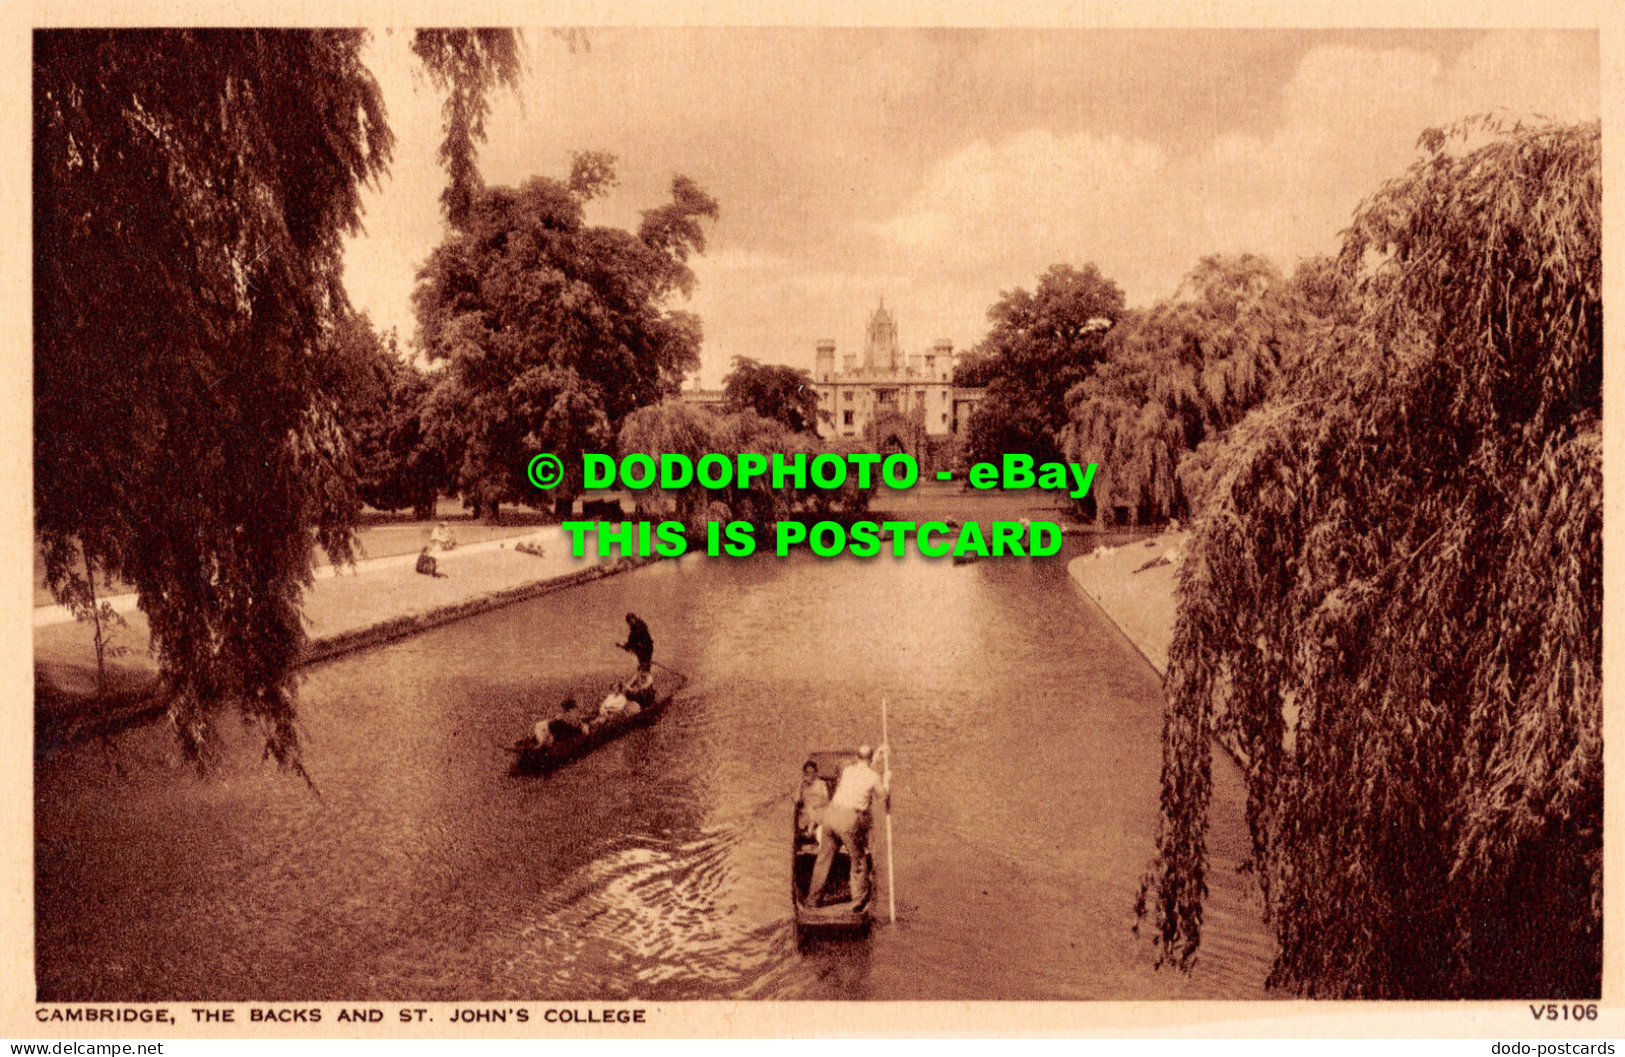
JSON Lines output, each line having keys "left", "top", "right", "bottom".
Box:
{"left": 863, "top": 299, "right": 900, "bottom": 373}
{"left": 814, "top": 339, "right": 835, "bottom": 383}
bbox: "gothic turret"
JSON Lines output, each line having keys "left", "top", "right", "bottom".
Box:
{"left": 864, "top": 299, "right": 900, "bottom": 373}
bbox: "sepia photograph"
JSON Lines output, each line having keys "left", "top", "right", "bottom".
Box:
{"left": 12, "top": 4, "right": 1611, "bottom": 1039}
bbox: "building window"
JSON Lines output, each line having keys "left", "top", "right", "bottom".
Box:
{"left": 844, "top": 390, "right": 853, "bottom": 402}
{"left": 843, "top": 410, "right": 854, "bottom": 426}
{"left": 941, "top": 413, "right": 948, "bottom": 423}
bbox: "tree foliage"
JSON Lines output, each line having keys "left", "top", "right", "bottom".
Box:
{"left": 1061, "top": 254, "right": 1333, "bottom": 523}
{"left": 950, "top": 348, "right": 999, "bottom": 388}
{"left": 1140, "top": 119, "right": 1601, "bottom": 998}
{"left": 962, "top": 263, "right": 1124, "bottom": 466}
{"left": 615, "top": 399, "right": 721, "bottom": 523}
{"left": 328, "top": 315, "right": 446, "bottom": 518}
{"left": 414, "top": 155, "right": 718, "bottom": 516}
{"left": 410, "top": 29, "right": 523, "bottom": 228}
{"left": 617, "top": 401, "right": 874, "bottom": 525}
{"left": 722, "top": 356, "right": 820, "bottom": 433}
{"left": 35, "top": 29, "right": 519, "bottom": 768}
{"left": 35, "top": 30, "right": 395, "bottom": 769}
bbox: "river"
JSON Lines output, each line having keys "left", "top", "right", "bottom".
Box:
{"left": 36, "top": 536, "right": 1275, "bottom": 1001}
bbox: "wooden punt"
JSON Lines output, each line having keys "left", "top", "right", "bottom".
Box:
{"left": 507, "top": 668, "right": 686, "bottom": 777}
{"left": 791, "top": 749, "right": 873, "bottom": 938}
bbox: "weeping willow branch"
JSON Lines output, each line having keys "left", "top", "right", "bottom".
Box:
{"left": 1139, "top": 119, "right": 1601, "bottom": 999}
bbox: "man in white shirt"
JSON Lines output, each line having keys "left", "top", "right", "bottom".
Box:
{"left": 806, "top": 744, "right": 889, "bottom": 908}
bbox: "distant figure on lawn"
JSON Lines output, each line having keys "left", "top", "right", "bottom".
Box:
{"left": 429, "top": 521, "right": 457, "bottom": 551}
{"left": 415, "top": 547, "right": 446, "bottom": 578}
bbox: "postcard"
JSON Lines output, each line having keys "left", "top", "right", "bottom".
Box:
{"left": 6, "top": 0, "right": 1617, "bottom": 1041}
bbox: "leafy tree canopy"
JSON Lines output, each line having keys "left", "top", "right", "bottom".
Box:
{"left": 618, "top": 400, "right": 875, "bottom": 526}
{"left": 328, "top": 314, "right": 446, "bottom": 519}
{"left": 963, "top": 263, "right": 1124, "bottom": 466}
{"left": 414, "top": 155, "right": 718, "bottom": 514}
{"left": 722, "top": 356, "right": 820, "bottom": 434}
{"left": 35, "top": 29, "right": 519, "bottom": 769}
{"left": 950, "top": 348, "right": 999, "bottom": 388}
{"left": 1061, "top": 253, "right": 1334, "bottom": 523}
{"left": 1141, "top": 118, "right": 1601, "bottom": 999}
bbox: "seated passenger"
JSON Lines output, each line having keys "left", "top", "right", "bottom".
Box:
{"left": 596, "top": 689, "right": 637, "bottom": 725}
{"left": 622, "top": 670, "right": 656, "bottom": 707}
{"left": 415, "top": 547, "right": 445, "bottom": 577}
{"left": 796, "top": 760, "right": 830, "bottom": 841}
{"left": 537, "top": 697, "right": 590, "bottom": 747}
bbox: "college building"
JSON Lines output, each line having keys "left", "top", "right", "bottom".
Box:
{"left": 680, "top": 301, "right": 987, "bottom": 473}
{"left": 812, "top": 301, "right": 984, "bottom": 472}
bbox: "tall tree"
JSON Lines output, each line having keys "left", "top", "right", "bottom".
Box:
{"left": 414, "top": 155, "right": 718, "bottom": 516}
{"left": 329, "top": 315, "right": 446, "bottom": 519}
{"left": 721, "top": 356, "right": 820, "bottom": 434}
{"left": 1140, "top": 119, "right": 1601, "bottom": 998}
{"left": 963, "top": 263, "right": 1124, "bottom": 466}
{"left": 34, "top": 29, "right": 519, "bottom": 769}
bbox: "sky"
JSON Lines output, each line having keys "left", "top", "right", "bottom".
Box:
{"left": 340, "top": 28, "right": 1599, "bottom": 388}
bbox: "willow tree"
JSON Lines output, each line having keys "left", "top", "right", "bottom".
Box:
{"left": 1062, "top": 254, "right": 1312, "bottom": 523}
{"left": 35, "top": 30, "right": 518, "bottom": 768}
{"left": 410, "top": 28, "right": 522, "bottom": 228}
{"left": 1140, "top": 119, "right": 1601, "bottom": 998}
{"left": 617, "top": 399, "right": 724, "bottom": 521}
{"left": 1060, "top": 321, "right": 1189, "bottom": 524}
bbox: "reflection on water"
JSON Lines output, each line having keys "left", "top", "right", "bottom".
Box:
{"left": 36, "top": 539, "right": 1274, "bottom": 1000}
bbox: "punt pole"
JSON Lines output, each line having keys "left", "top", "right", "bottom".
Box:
{"left": 882, "top": 697, "right": 897, "bottom": 925}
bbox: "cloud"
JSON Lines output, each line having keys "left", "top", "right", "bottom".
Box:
{"left": 877, "top": 35, "right": 1599, "bottom": 307}
{"left": 1442, "top": 32, "right": 1598, "bottom": 123}
{"left": 875, "top": 131, "right": 1166, "bottom": 273}
{"left": 340, "top": 30, "right": 1598, "bottom": 386}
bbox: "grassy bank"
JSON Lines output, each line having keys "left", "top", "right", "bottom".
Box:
{"left": 34, "top": 530, "right": 633, "bottom": 748}
{"left": 1067, "top": 530, "right": 1187, "bottom": 678}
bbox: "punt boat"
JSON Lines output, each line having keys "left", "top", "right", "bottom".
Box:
{"left": 507, "top": 668, "right": 686, "bottom": 777}
{"left": 791, "top": 749, "right": 873, "bottom": 937}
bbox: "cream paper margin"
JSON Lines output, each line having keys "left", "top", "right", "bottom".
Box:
{"left": 0, "top": 0, "right": 1616, "bottom": 1039}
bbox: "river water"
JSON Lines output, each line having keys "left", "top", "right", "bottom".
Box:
{"left": 36, "top": 537, "right": 1275, "bottom": 1001}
